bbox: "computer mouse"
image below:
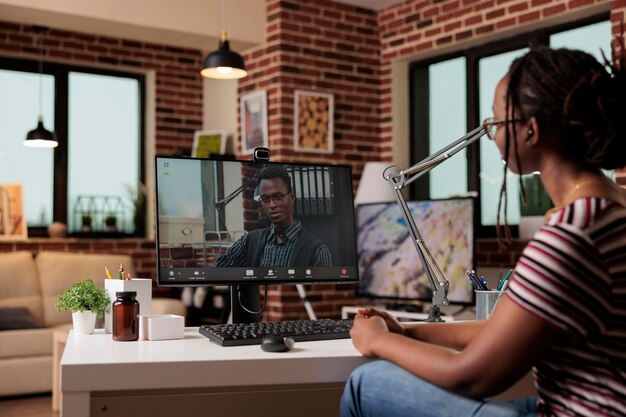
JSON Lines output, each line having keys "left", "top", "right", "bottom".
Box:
{"left": 260, "top": 335, "right": 295, "bottom": 352}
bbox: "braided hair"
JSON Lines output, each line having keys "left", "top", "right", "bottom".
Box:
{"left": 496, "top": 32, "right": 626, "bottom": 246}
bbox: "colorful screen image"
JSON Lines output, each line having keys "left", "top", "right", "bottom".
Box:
{"left": 357, "top": 198, "right": 474, "bottom": 303}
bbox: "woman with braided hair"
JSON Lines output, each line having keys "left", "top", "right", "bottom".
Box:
{"left": 340, "top": 40, "right": 626, "bottom": 417}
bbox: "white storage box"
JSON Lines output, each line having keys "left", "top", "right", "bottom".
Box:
{"left": 104, "top": 278, "right": 152, "bottom": 334}
{"left": 140, "top": 314, "right": 185, "bottom": 341}
{"left": 158, "top": 216, "right": 204, "bottom": 244}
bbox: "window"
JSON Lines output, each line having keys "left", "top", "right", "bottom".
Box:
{"left": 409, "top": 16, "right": 611, "bottom": 236}
{"left": 0, "top": 57, "right": 145, "bottom": 237}
{"left": 0, "top": 69, "right": 55, "bottom": 226}
{"left": 478, "top": 49, "right": 527, "bottom": 226}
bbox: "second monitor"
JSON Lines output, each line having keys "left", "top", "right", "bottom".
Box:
{"left": 356, "top": 198, "right": 474, "bottom": 304}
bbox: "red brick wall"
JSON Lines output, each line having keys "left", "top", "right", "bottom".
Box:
{"left": 240, "top": 0, "right": 382, "bottom": 176}
{"left": 377, "top": 0, "right": 620, "bottom": 154}
{"left": 614, "top": 0, "right": 626, "bottom": 186}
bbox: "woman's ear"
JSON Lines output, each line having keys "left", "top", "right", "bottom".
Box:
{"left": 525, "top": 117, "right": 539, "bottom": 144}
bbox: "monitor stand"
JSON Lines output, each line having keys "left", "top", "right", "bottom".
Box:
{"left": 230, "top": 284, "right": 262, "bottom": 323}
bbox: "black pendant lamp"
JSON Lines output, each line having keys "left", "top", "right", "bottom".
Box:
{"left": 200, "top": 0, "right": 247, "bottom": 80}
{"left": 24, "top": 26, "right": 58, "bottom": 148}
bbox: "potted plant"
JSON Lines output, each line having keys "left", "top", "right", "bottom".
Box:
{"left": 81, "top": 214, "right": 93, "bottom": 233}
{"left": 55, "top": 279, "right": 110, "bottom": 335}
{"left": 518, "top": 174, "right": 554, "bottom": 240}
{"left": 104, "top": 213, "right": 117, "bottom": 232}
{"left": 126, "top": 183, "right": 147, "bottom": 236}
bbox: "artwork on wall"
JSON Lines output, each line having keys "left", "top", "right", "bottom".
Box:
{"left": 0, "top": 183, "right": 27, "bottom": 240}
{"left": 192, "top": 130, "right": 226, "bottom": 157}
{"left": 240, "top": 90, "right": 268, "bottom": 155}
{"left": 294, "top": 90, "right": 334, "bottom": 154}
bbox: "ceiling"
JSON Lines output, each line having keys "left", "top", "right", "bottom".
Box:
{"left": 332, "top": 0, "right": 406, "bottom": 11}
{"left": 0, "top": 0, "right": 407, "bottom": 52}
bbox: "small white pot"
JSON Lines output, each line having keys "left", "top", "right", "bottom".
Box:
{"left": 72, "top": 311, "right": 97, "bottom": 335}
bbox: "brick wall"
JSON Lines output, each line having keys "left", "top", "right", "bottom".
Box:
{"left": 239, "top": 0, "right": 382, "bottom": 176}
{"left": 614, "top": 0, "right": 626, "bottom": 186}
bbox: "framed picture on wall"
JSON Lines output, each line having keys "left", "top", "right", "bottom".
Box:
{"left": 294, "top": 90, "right": 334, "bottom": 154}
{"left": 240, "top": 90, "right": 268, "bottom": 155}
{"left": 0, "top": 183, "right": 27, "bottom": 240}
{"left": 192, "top": 130, "right": 226, "bottom": 157}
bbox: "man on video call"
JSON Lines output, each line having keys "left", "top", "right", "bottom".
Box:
{"left": 214, "top": 166, "right": 332, "bottom": 267}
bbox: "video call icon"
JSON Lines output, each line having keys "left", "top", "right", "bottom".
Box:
{"left": 245, "top": 270, "right": 254, "bottom": 276}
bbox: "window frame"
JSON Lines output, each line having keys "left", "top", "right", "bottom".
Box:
{"left": 408, "top": 13, "right": 610, "bottom": 238}
{"left": 0, "top": 56, "right": 146, "bottom": 237}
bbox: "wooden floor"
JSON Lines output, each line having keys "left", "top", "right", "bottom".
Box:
{"left": 0, "top": 394, "right": 58, "bottom": 417}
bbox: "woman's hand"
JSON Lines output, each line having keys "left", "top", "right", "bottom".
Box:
{"left": 355, "top": 307, "right": 405, "bottom": 335}
{"left": 350, "top": 314, "right": 389, "bottom": 357}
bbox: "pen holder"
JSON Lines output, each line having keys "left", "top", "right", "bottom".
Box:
{"left": 104, "top": 278, "right": 152, "bottom": 333}
{"left": 475, "top": 290, "right": 504, "bottom": 320}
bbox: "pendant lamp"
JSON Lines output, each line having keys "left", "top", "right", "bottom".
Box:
{"left": 24, "top": 26, "right": 58, "bottom": 148}
{"left": 200, "top": 0, "right": 247, "bottom": 80}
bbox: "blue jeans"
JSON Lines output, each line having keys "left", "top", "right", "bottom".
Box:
{"left": 340, "top": 360, "right": 538, "bottom": 417}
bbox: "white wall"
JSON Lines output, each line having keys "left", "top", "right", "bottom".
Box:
{"left": 203, "top": 78, "right": 239, "bottom": 155}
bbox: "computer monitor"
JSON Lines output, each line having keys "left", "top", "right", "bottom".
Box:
{"left": 155, "top": 156, "right": 359, "bottom": 286}
{"left": 356, "top": 198, "right": 474, "bottom": 304}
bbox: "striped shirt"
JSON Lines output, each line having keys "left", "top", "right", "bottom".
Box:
{"left": 507, "top": 197, "right": 626, "bottom": 417}
{"left": 214, "top": 222, "right": 332, "bottom": 267}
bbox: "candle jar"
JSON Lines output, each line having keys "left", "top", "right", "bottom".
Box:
{"left": 112, "top": 291, "right": 139, "bottom": 341}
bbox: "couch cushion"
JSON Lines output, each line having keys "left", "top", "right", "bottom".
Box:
{"left": 0, "top": 251, "right": 44, "bottom": 324}
{"left": 36, "top": 251, "right": 137, "bottom": 327}
{"left": 0, "top": 307, "right": 43, "bottom": 330}
{"left": 0, "top": 327, "right": 53, "bottom": 359}
{"left": 0, "top": 355, "right": 53, "bottom": 396}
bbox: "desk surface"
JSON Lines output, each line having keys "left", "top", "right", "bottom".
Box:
{"left": 61, "top": 328, "right": 369, "bottom": 393}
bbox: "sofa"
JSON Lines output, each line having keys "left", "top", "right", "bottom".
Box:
{"left": 0, "top": 250, "right": 186, "bottom": 397}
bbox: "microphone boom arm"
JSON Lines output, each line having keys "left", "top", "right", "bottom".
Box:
{"left": 384, "top": 125, "right": 486, "bottom": 322}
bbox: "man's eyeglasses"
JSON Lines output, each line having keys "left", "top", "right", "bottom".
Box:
{"left": 482, "top": 117, "right": 526, "bottom": 140}
{"left": 255, "top": 192, "right": 290, "bottom": 205}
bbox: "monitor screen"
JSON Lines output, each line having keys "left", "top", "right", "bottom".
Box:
{"left": 356, "top": 198, "right": 474, "bottom": 304}
{"left": 155, "top": 156, "right": 359, "bottom": 286}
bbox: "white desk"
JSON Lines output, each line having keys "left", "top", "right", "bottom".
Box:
{"left": 60, "top": 328, "right": 370, "bottom": 417}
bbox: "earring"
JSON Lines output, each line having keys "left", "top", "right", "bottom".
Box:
{"left": 526, "top": 128, "right": 534, "bottom": 141}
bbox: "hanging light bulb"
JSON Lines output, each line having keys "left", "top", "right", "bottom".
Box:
{"left": 24, "top": 26, "right": 58, "bottom": 148}
{"left": 200, "top": 0, "right": 247, "bottom": 80}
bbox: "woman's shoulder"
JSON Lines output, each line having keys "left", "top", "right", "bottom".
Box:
{"left": 544, "top": 196, "right": 626, "bottom": 230}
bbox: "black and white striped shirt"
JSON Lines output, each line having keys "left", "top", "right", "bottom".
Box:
{"left": 508, "top": 197, "right": 626, "bottom": 417}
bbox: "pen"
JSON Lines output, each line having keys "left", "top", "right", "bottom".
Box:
{"left": 105, "top": 267, "right": 112, "bottom": 280}
{"left": 470, "top": 270, "right": 488, "bottom": 290}
{"left": 466, "top": 271, "right": 484, "bottom": 290}
{"left": 500, "top": 277, "right": 511, "bottom": 292}
{"left": 480, "top": 275, "right": 490, "bottom": 290}
{"left": 497, "top": 268, "right": 514, "bottom": 290}
{"left": 118, "top": 263, "right": 124, "bottom": 280}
